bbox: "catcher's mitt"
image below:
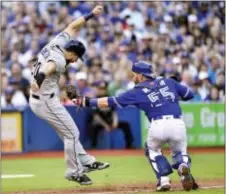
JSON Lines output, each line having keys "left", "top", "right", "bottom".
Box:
{"left": 65, "top": 84, "right": 81, "bottom": 100}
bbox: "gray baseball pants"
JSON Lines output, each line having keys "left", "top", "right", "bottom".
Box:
{"left": 29, "top": 94, "right": 96, "bottom": 178}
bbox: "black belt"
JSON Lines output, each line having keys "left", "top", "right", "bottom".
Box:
{"left": 32, "top": 93, "right": 55, "bottom": 100}
{"left": 151, "top": 115, "right": 181, "bottom": 121}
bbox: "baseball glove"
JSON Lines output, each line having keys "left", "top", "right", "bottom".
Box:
{"left": 65, "top": 84, "right": 81, "bottom": 100}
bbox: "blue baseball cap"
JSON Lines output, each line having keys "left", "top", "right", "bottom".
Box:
{"left": 132, "top": 61, "right": 153, "bottom": 78}
{"left": 181, "top": 52, "right": 189, "bottom": 58}
{"left": 5, "top": 87, "right": 14, "bottom": 94}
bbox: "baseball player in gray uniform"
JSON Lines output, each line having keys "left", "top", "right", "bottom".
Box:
{"left": 29, "top": 5, "right": 109, "bottom": 185}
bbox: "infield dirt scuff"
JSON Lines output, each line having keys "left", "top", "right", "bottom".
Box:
{"left": 4, "top": 179, "right": 225, "bottom": 194}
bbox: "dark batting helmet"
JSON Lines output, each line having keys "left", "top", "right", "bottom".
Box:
{"left": 64, "top": 40, "right": 85, "bottom": 61}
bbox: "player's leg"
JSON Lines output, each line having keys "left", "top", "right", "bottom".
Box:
{"left": 47, "top": 98, "right": 109, "bottom": 171}
{"left": 169, "top": 119, "right": 198, "bottom": 191}
{"left": 145, "top": 120, "right": 173, "bottom": 191}
{"left": 117, "top": 121, "right": 133, "bottom": 148}
{"left": 30, "top": 98, "right": 90, "bottom": 184}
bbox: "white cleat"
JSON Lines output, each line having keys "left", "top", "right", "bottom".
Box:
{"left": 83, "top": 161, "right": 110, "bottom": 173}
{"left": 156, "top": 176, "right": 171, "bottom": 192}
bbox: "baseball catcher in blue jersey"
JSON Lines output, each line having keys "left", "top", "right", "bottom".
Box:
{"left": 66, "top": 61, "right": 199, "bottom": 192}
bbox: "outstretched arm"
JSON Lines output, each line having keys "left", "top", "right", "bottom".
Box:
{"left": 65, "top": 84, "right": 139, "bottom": 109}
{"left": 64, "top": 5, "right": 103, "bottom": 37}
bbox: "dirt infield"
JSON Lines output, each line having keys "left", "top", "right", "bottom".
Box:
{"left": 2, "top": 147, "right": 224, "bottom": 160}
{"left": 3, "top": 148, "right": 225, "bottom": 194}
{"left": 5, "top": 179, "right": 225, "bottom": 194}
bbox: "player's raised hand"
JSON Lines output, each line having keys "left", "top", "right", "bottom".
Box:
{"left": 92, "top": 5, "right": 103, "bottom": 16}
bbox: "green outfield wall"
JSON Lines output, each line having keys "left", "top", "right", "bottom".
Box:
{"left": 141, "top": 103, "right": 225, "bottom": 147}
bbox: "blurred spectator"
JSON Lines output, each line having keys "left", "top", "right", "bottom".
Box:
{"left": 120, "top": 2, "right": 145, "bottom": 30}
{"left": 178, "top": 52, "right": 198, "bottom": 79}
{"left": 1, "top": 1, "right": 225, "bottom": 107}
{"left": 1, "top": 78, "right": 28, "bottom": 109}
{"left": 198, "top": 71, "right": 212, "bottom": 100}
{"left": 76, "top": 72, "right": 96, "bottom": 98}
{"left": 87, "top": 81, "right": 133, "bottom": 148}
{"left": 191, "top": 81, "right": 202, "bottom": 101}
{"left": 215, "top": 71, "right": 225, "bottom": 101}
{"left": 180, "top": 71, "right": 193, "bottom": 87}
{"left": 205, "top": 85, "right": 222, "bottom": 102}
{"left": 1, "top": 87, "right": 15, "bottom": 109}
{"left": 208, "top": 54, "right": 221, "bottom": 84}
{"left": 10, "top": 62, "right": 30, "bottom": 100}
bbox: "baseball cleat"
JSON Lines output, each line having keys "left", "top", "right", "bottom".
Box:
{"left": 178, "top": 163, "right": 193, "bottom": 191}
{"left": 83, "top": 161, "right": 110, "bottom": 173}
{"left": 156, "top": 176, "right": 171, "bottom": 192}
{"left": 191, "top": 175, "right": 199, "bottom": 190}
{"left": 67, "top": 174, "right": 93, "bottom": 185}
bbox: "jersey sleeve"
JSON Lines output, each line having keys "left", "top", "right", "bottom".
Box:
{"left": 170, "top": 78, "right": 194, "bottom": 101}
{"left": 46, "top": 51, "right": 67, "bottom": 73}
{"left": 49, "top": 32, "right": 71, "bottom": 48}
{"left": 114, "top": 88, "right": 139, "bottom": 108}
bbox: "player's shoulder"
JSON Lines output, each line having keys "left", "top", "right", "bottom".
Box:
{"left": 163, "top": 77, "right": 177, "bottom": 84}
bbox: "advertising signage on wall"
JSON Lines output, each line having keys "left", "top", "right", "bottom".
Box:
{"left": 1, "top": 112, "right": 23, "bottom": 153}
{"left": 141, "top": 103, "right": 225, "bottom": 147}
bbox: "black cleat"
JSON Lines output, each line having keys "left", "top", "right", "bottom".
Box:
{"left": 178, "top": 163, "right": 193, "bottom": 191}
{"left": 68, "top": 174, "right": 92, "bottom": 185}
{"left": 83, "top": 161, "right": 110, "bottom": 173}
{"left": 191, "top": 175, "right": 199, "bottom": 190}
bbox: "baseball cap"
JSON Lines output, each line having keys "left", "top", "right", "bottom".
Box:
{"left": 163, "top": 15, "right": 173, "bottom": 23}
{"left": 5, "top": 87, "right": 14, "bottom": 95}
{"left": 188, "top": 14, "right": 198, "bottom": 23}
{"left": 198, "top": 71, "right": 209, "bottom": 80}
{"left": 75, "top": 72, "right": 87, "bottom": 80}
{"left": 181, "top": 52, "right": 190, "bottom": 58}
{"left": 172, "top": 57, "right": 181, "bottom": 65}
{"left": 132, "top": 61, "right": 153, "bottom": 78}
{"left": 64, "top": 40, "right": 85, "bottom": 61}
{"left": 159, "top": 25, "right": 169, "bottom": 34}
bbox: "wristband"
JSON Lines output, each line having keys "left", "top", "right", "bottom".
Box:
{"left": 84, "top": 12, "right": 94, "bottom": 21}
{"left": 35, "top": 72, "right": 46, "bottom": 87}
{"left": 89, "top": 98, "right": 98, "bottom": 108}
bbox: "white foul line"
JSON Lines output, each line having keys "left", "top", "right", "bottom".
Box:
{"left": 2, "top": 174, "right": 35, "bottom": 179}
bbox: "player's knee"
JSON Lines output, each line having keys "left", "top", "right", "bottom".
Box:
{"left": 172, "top": 151, "right": 191, "bottom": 169}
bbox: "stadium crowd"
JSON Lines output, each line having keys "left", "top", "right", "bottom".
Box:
{"left": 1, "top": 1, "right": 225, "bottom": 109}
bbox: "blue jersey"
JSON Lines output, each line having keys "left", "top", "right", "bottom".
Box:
{"left": 113, "top": 77, "right": 194, "bottom": 122}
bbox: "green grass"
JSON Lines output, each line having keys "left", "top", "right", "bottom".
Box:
{"left": 2, "top": 153, "right": 224, "bottom": 193}
{"left": 137, "top": 188, "right": 225, "bottom": 194}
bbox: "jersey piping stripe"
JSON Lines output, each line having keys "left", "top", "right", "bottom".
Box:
{"left": 183, "top": 88, "right": 190, "bottom": 98}
{"left": 45, "top": 101, "right": 80, "bottom": 176}
{"left": 113, "top": 97, "right": 123, "bottom": 108}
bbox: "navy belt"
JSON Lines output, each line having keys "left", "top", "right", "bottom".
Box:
{"left": 32, "top": 93, "right": 55, "bottom": 100}
{"left": 151, "top": 115, "right": 181, "bottom": 121}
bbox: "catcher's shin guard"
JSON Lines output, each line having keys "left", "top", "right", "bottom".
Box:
{"left": 145, "top": 143, "right": 173, "bottom": 179}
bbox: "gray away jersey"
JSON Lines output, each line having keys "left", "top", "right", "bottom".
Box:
{"left": 31, "top": 32, "right": 71, "bottom": 95}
